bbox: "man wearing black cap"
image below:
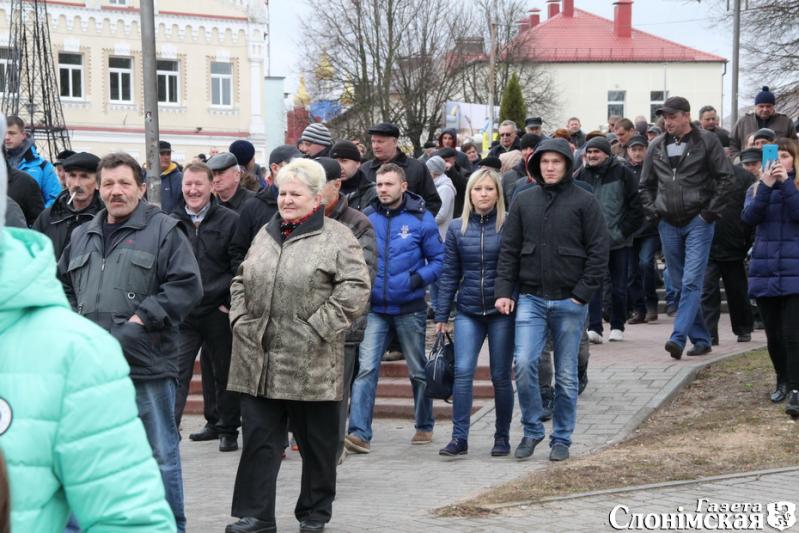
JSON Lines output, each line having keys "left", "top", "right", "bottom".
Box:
{"left": 159, "top": 140, "right": 183, "bottom": 214}
{"left": 207, "top": 152, "right": 254, "bottom": 214}
{"left": 331, "top": 140, "right": 376, "bottom": 212}
{"left": 316, "top": 157, "right": 377, "bottom": 463}
{"left": 501, "top": 132, "right": 539, "bottom": 207}
{"left": 361, "top": 122, "right": 441, "bottom": 215}
{"left": 625, "top": 136, "right": 660, "bottom": 325}
{"left": 53, "top": 149, "right": 76, "bottom": 188}
{"left": 495, "top": 138, "right": 609, "bottom": 462}
{"left": 525, "top": 117, "right": 543, "bottom": 136}
{"left": 576, "top": 136, "right": 643, "bottom": 343}
{"left": 730, "top": 86, "right": 798, "bottom": 159}
{"left": 700, "top": 149, "right": 757, "bottom": 346}
{"left": 230, "top": 144, "right": 302, "bottom": 270}
{"left": 739, "top": 147, "right": 763, "bottom": 180}
{"left": 33, "top": 152, "right": 103, "bottom": 259}
{"left": 639, "top": 96, "right": 736, "bottom": 360}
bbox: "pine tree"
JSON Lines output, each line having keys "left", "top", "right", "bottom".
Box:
{"left": 499, "top": 73, "right": 526, "bottom": 130}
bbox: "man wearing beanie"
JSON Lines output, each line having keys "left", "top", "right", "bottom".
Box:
{"left": 361, "top": 122, "right": 441, "bottom": 215}
{"left": 331, "top": 140, "right": 376, "bottom": 212}
{"left": 298, "top": 123, "right": 333, "bottom": 158}
{"left": 229, "top": 139, "right": 265, "bottom": 191}
{"left": 575, "top": 136, "right": 643, "bottom": 344}
{"left": 32, "top": 152, "right": 103, "bottom": 259}
{"left": 731, "top": 86, "right": 798, "bottom": 159}
{"left": 495, "top": 138, "right": 609, "bottom": 462}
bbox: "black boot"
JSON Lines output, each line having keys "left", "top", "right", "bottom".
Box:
{"left": 785, "top": 390, "right": 799, "bottom": 418}
{"left": 578, "top": 364, "right": 588, "bottom": 395}
{"left": 771, "top": 380, "right": 788, "bottom": 403}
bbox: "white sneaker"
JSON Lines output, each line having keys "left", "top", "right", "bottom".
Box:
{"left": 587, "top": 330, "right": 604, "bottom": 344}
{"left": 609, "top": 329, "right": 624, "bottom": 342}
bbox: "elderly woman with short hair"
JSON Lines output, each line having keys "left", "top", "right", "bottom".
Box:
{"left": 225, "top": 158, "right": 371, "bottom": 533}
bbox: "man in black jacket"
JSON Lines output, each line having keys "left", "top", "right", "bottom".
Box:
{"left": 331, "top": 140, "right": 375, "bottom": 212}
{"left": 639, "top": 96, "right": 736, "bottom": 360}
{"left": 229, "top": 145, "right": 300, "bottom": 270}
{"left": 576, "top": 136, "right": 643, "bottom": 343}
{"left": 58, "top": 152, "right": 202, "bottom": 531}
{"left": 488, "top": 120, "right": 522, "bottom": 159}
{"left": 171, "top": 162, "right": 241, "bottom": 452}
{"left": 495, "top": 138, "right": 609, "bottom": 462}
{"left": 208, "top": 152, "right": 254, "bottom": 213}
{"left": 361, "top": 122, "right": 441, "bottom": 215}
{"left": 317, "top": 157, "right": 377, "bottom": 463}
{"left": 701, "top": 148, "right": 757, "bottom": 346}
{"left": 33, "top": 152, "right": 103, "bottom": 260}
{"left": 6, "top": 165, "right": 43, "bottom": 226}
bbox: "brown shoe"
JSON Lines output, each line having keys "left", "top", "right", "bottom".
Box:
{"left": 344, "top": 434, "right": 371, "bottom": 454}
{"left": 411, "top": 430, "right": 433, "bottom": 445}
{"left": 627, "top": 312, "right": 648, "bottom": 325}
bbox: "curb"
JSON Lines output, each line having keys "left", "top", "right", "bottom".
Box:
{"left": 481, "top": 465, "right": 799, "bottom": 511}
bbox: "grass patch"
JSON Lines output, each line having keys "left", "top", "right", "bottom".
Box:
{"left": 437, "top": 350, "right": 799, "bottom": 517}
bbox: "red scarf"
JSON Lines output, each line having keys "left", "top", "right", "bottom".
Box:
{"left": 280, "top": 208, "right": 319, "bottom": 241}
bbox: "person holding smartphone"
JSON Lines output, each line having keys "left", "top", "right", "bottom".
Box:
{"left": 742, "top": 138, "right": 799, "bottom": 416}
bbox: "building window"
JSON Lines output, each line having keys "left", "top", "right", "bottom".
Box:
{"left": 157, "top": 60, "right": 179, "bottom": 104}
{"left": 108, "top": 0, "right": 128, "bottom": 5}
{"left": 109, "top": 57, "right": 132, "bottom": 102}
{"left": 210, "top": 61, "right": 232, "bottom": 107}
{"left": 0, "top": 47, "right": 13, "bottom": 94}
{"left": 650, "top": 91, "right": 669, "bottom": 122}
{"left": 607, "top": 90, "right": 625, "bottom": 119}
{"left": 59, "top": 52, "right": 83, "bottom": 99}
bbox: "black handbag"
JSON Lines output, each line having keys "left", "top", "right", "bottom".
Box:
{"left": 424, "top": 332, "right": 455, "bottom": 400}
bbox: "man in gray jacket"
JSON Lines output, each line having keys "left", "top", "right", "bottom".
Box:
{"left": 730, "top": 86, "right": 798, "bottom": 159}
{"left": 58, "top": 152, "right": 202, "bottom": 533}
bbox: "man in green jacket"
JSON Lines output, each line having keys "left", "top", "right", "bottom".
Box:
{"left": 0, "top": 145, "right": 176, "bottom": 531}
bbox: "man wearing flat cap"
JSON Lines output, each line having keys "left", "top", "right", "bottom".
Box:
{"left": 33, "top": 152, "right": 103, "bottom": 259}
{"left": 361, "top": 122, "right": 442, "bottom": 215}
{"left": 639, "top": 96, "right": 735, "bottom": 360}
{"left": 207, "top": 152, "right": 254, "bottom": 214}
{"left": 159, "top": 140, "right": 183, "bottom": 214}
{"left": 525, "top": 117, "right": 543, "bottom": 136}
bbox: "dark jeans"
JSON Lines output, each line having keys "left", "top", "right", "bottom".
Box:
{"left": 232, "top": 395, "right": 340, "bottom": 525}
{"left": 337, "top": 344, "right": 358, "bottom": 460}
{"left": 135, "top": 378, "right": 186, "bottom": 532}
{"left": 628, "top": 235, "right": 660, "bottom": 315}
{"left": 589, "top": 247, "right": 630, "bottom": 333}
{"left": 451, "top": 312, "right": 515, "bottom": 441}
{"left": 701, "top": 259, "right": 753, "bottom": 341}
{"left": 175, "top": 309, "right": 240, "bottom": 435}
{"left": 756, "top": 295, "right": 799, "bottom": 389}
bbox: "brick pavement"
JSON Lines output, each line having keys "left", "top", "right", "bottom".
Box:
{"left": 182, "top": 315, "right": 787, "bottom": 532}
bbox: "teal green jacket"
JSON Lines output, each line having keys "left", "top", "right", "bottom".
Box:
{"left": 0, "top": 228, "right": 176, "bottom": 532}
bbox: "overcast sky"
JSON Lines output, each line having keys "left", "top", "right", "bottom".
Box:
{"left": 267, "top": 0, "right": 752, "bottom": 122}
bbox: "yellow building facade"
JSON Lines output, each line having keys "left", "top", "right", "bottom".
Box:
{"left": 0, "top": 0, "right": 267, "bottom": 163}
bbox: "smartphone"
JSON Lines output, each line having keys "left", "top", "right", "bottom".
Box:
{"left": 762, "top": 143, "right": 778, "bottom": 170}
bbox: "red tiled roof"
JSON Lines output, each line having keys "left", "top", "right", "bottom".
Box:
{"left": 511, "top": 8, "right": 726, "bottom": 63}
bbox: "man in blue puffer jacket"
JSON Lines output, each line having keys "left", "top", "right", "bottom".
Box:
{"left": 345, "top": 162, "right": 444, "bottom": 453}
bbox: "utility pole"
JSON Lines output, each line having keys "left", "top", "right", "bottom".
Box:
{"left": 730, "top": 0, "right": 741, "bottom": 127}
{"left": 486, "top": 2, "right": 498, "bottom": 150}
{"left": 140, "top": 0, "right": 161, "bottom": 206}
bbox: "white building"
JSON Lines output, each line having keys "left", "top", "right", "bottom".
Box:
{"left": 0, "top": 0, "right": 268, "bottom": 162}
{"left": 513, "top": 0, "right": 726, "bottom": 131}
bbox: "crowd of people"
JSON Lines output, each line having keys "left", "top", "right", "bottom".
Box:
{"left": 1, "top": 83, "right": 799, "bottom": 533}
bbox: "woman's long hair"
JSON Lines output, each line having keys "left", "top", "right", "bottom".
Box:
{"left": 752, "top": 137, "right": 799, "bottom": 195}
{"left": 460, "top": 168, "right": 505, "bottom": 234}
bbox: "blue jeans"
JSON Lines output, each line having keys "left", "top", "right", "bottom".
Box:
{"left": 514, "top": 294, "right": 588, "bottom": 447}
{"left": 589, "top": 247, "right": 630, "bottom": 333}
{"left": 348, "top": 310, "right": 433, "bottom": 442}
{"left": 135, "top": 378, "right": 186, "bottom": 533}
{"left": 628, "top": 235, "right": 660, "bottom": 315}
{"left": 451, "top": 312, "right": 515, "bottom": 441}
{"left": 658, "top": 216, "right": 715, "bottom": 349}
{"left": 663, "top": 266, "right": 677, "bottom": 307}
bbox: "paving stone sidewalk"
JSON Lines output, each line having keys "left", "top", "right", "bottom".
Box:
{"left": 182, "top": 315, "right": 785, "bottom": 532}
